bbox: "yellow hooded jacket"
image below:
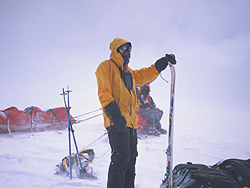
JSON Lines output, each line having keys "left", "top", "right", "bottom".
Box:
{"left": 95, "top": 38, "right": 160, "bottom": 129}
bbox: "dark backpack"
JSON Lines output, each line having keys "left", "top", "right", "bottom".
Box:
{"left": 172, "top": 162, "right": 239, "bottom": 188}
{"left": 212, "top": 158, "right": 250, "bottom": 188}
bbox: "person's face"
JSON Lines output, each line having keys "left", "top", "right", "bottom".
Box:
{"left": 119, "top": 44, "right": 132, "bottom": 58}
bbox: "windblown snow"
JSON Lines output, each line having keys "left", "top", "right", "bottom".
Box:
{"left": 0, "top": 114, "right": 249, "bottom": 188}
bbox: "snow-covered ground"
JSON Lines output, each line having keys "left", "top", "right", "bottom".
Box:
{"left": 0, "top": 113, "right": 249, "bottom": 188}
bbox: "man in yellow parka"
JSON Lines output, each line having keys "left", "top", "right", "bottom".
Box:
{"left": 95, "top": 38, "right": 176, "bottom": 188}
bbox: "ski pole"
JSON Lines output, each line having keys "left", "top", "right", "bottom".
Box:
{"left": 64, "top": 87, "right": 86, "bottom": 178}
{"left": 61, "top": 88, "right": 72, "bottom": 179}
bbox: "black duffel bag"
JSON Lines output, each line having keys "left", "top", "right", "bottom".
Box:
{"left": 172, "top": 162, "right": 239, "bottom": 188}
{"left": 212, "top": 158, "right": 250, "bottom": 188}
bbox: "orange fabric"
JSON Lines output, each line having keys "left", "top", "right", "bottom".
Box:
{"left": 0, "top": 106, "right": 75, "bottom": 133}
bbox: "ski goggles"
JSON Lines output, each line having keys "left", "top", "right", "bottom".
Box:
{"left": 120, "top": 44, "right": 132, "bottom": 52}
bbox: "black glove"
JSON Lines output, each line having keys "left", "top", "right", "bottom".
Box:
{"left": 155, "top": 57, "right": 168, "bottom": 73}
{"left": 104, "top": 101, "right": 127, "bottom": 134}
{"left": 111, "top": 114, "right": 127, "bottom": 134}
{"left": 155, "top": 54, "right": 177, "bottom": 73}
{"left": 166, "top": 54, "right": 177, "bottom": 65}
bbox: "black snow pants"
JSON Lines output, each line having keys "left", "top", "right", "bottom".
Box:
{"left": 107, "top": 126, "right": 138, "bottom": 188}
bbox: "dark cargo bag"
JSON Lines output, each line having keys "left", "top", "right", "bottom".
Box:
{"left": 172, "top": 162, "right": 239, "bottom": 188}
{"left": 212, "top": 158, "right": 250, "bottom": 188}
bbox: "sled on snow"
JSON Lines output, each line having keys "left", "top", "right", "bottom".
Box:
{"left": 0, "top": 106, "right": 75, "bottom": 134}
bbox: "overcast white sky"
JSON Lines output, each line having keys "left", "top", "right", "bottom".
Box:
{"left": 1, "top": 1, "right": 250, "bottom": 141}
